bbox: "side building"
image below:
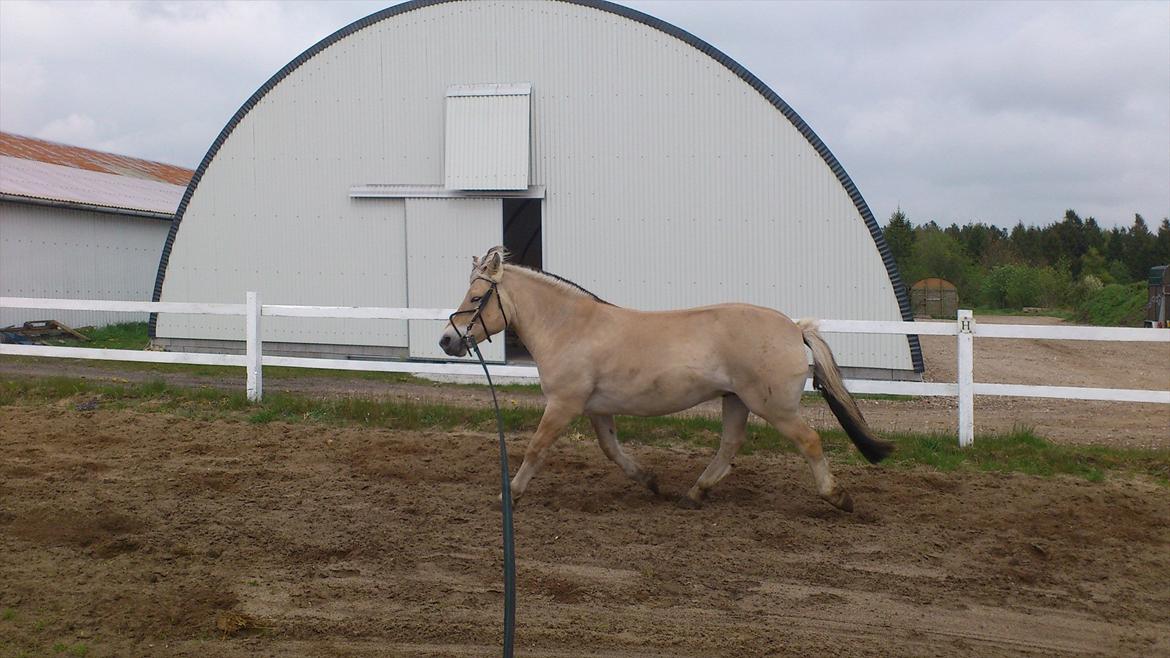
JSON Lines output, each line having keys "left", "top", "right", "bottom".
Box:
{"left": 0, "top": 132, "right": 192, "bottom": 329}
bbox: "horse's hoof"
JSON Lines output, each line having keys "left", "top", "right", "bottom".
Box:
{"left": 676, "top": 495, "right": 702, "bottom": 510}
{"left": 494, "top": 493, "right": 519, "bottom": 510}
{"left": 824, "top": 489, "right": 854, "bottom": 513}
{"left": 642, "top": 473, "right": 660, "bottom": 495}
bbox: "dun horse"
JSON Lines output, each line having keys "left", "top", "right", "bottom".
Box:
{"left": 440, "top": 247, "right": 893, "bottom": 511}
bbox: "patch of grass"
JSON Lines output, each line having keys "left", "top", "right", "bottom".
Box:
{"left": 264, "top": 366, "right": 422, "bottom": 384}
{"left": 46, "top": 642, "right": 89, "bottom": 657}
{"left": 491, "top": 381, "right": 545, "bottom": 393}
{"left": 3, "top": 375, "right": 1167, "bottom": 485}
{"left": 0, "top": 376, "right": 252, "bottom": 413}
{"left": 853, "top": 427, "right": 1168, "bottom": 484}
{"left": 970, "top": 307, "right": 1075, "bottom": 320}
{"left": 248, "top": 408, "right": 281, "bottom": 424}
{"left": 38, "top": 322, "right": 150, "bottom": 350}
{"left": 1, "top": 608, "right": 15, "bottom": 621}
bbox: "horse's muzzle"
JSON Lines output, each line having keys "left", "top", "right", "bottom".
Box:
{"left": 439, "top": 330, "right": 468, "bottom": 357}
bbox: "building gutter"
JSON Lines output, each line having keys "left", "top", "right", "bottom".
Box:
{"left": 0, "top": 193, "right": 175, "bottom": 221}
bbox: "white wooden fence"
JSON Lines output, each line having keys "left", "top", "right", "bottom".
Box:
{"left": 2, "top": 294, "right": 1167, "bottom": 446}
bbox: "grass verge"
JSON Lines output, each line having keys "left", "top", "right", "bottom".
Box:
{"left": 1, "top": 376, "right": 1166, "bottom": 485}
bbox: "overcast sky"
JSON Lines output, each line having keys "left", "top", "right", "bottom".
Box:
{"left": 1, "top": 0, "right": 1166, "bottom": 229}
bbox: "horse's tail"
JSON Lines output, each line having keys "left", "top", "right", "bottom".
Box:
{"left": 797, "top": 319, "right": 894, "bottom": 464}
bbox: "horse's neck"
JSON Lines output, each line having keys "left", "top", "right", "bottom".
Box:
{"left": 504, "top": 270, "right": 596, "bottom": 363}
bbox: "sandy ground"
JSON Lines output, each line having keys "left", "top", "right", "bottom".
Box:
{"left": 2, "top": 315, "right": 1167, "bottom": 448}
{"left": 2, "top": 404, "right": 1168, "bottom": 657}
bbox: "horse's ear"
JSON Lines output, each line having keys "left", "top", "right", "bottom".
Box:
{"left": 484, "top": 249, "right": 504, "bottom": 281}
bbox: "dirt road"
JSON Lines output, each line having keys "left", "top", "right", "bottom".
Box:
{"left": 2, "top": 404, "right": 1168, "bottom": 656}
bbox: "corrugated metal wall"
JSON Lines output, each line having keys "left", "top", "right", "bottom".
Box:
{"left": 405, "top": 197, "right": 504, "bottom": 361}
{"left": 1, "top": 201, "right": 170, "bottom": 328}
{"left": 157, "top": 0, "right": 911, "bottom": 371}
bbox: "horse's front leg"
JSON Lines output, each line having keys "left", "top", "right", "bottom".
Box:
{"left": 507, "top": 399, "right": 581, "bottom": 502}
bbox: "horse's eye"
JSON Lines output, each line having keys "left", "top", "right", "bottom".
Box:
{"left": 471, "top": 296, "right": 482, "bottom": 303}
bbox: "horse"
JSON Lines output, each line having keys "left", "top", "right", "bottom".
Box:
{"left": 439, "top": 246, "right": 892, "bottom": 511}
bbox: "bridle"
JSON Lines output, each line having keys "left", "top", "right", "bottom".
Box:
{"left": 448, "top": 274, "right": 509, "bottom": 347}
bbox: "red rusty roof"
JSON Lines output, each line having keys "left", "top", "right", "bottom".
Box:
{"left": 0, "top": 132, "right": 193, "bottom": 186}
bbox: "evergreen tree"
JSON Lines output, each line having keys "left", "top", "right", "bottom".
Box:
{"left": 1104, "top": 226, "right": 1126, "bottom": 266}
{"left": 1083, "top": 217, "right": 1104, "bottom": 253}
{"left": 1010, "top": 222, "right": 1043, "bottom": 263}
{"left": 1156, "top": 219, "right": 1170, "bottom": 267}
{"left": 882, "top": 208, "right": 916, "bottom": 276}
{"left": 1050, "top": 210, "right": 1088, "bottom": 275}
{"left": 957, "top": 222, "right": 1006, "bottom": 264}
{"left": 1125, "top": 214, "right": 1154, "bottom": 280}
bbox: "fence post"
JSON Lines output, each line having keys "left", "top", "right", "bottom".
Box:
{"left": 957, "top": 309, "right": 974, "bottom": 446}
{"left": 246, "top": 291, "right": 263, "bottom": 402}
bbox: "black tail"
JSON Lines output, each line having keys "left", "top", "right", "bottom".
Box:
{"left": 799, "top": 320, "right": 894, "bottom": 464}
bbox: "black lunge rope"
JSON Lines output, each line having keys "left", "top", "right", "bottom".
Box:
{"left": 468, "top": 337, "right": 516, "bottom": 657}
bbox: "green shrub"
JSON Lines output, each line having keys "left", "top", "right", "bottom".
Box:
{"left": 980, "top": 264, "right": 1069, "bottom": 308}
{"left": 1066, "top": 274, "right": 1105, "bottom": 307}
{"left": 1075, "top": 282, "right": 1147, "bottom": 326}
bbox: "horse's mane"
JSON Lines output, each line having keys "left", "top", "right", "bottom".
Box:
{"left": 506, "top": 264, "right": 615, "bottom": 306}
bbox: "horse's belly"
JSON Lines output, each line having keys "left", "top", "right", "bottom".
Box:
{"left": 584, "top": 392, "right": 717, "bottom": 417}
{"left": 584, "top": 370, "right": 727, "bottom": 416}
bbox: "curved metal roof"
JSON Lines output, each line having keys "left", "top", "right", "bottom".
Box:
{"left": 1, "top": 132, "right": 192, "bottom": 186}
{"left": 1, "top": 155, "right": 184, "bottom": 218}
{"left": 150, "top": 0, "right": 922, "bottom": 372}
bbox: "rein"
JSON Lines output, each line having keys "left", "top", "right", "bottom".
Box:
{"left": 453, "top": 278, "right": 516, "bottom": 657}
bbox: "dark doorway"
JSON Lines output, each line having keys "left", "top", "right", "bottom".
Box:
{"left": 503, "top": 199, "right": 541, "bottom": 362}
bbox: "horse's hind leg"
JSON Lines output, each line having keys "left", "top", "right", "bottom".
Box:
{"left": 769, "top": 413, "right": 853, "bottom": 512}
{"left": 680, "top": 394, "right": 749, "bottom": 508}
{"left": 589, "top": 414, "right": 658, "bottom": 495}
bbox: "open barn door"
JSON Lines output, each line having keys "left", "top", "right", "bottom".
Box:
{"left": 405, "top": 198, "right": 505, "bottom": 362}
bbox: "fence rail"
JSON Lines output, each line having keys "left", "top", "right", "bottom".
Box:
{"left": 3, "top": 294, "right": 1167, "bottom": 446}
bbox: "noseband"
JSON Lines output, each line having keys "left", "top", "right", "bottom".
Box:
{"left": 448, "top": 275, "right": 509, "bottom": 346}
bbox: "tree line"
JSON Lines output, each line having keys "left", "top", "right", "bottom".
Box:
{"left": 882, "top": 209, "right": 1170, "bottom": 317}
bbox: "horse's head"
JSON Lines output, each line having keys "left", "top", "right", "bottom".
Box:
{"left": 439, "top": 246, "right": 509, "bottom": 357}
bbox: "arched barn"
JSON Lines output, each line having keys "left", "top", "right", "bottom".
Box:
{"left": 152, "top": 0, "right": 923, "bottom": 378}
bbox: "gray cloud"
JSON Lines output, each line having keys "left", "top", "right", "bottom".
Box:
{"left": 2, "top": 0, "right": 1165, "bottom": 229}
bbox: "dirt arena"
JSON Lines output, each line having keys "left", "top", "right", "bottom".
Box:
{"left": 2, "top": 316, "right": 1169, "bottom": 656}
{"left": 2, "top": 409, "right": 1168, "bottom": 656}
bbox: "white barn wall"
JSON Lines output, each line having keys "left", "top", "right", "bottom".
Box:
{"left": 156, "top": 0, "right": 913, "bottom": 371}
{"left": 1, "top": 201, "right": 170, "bottom": 328}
